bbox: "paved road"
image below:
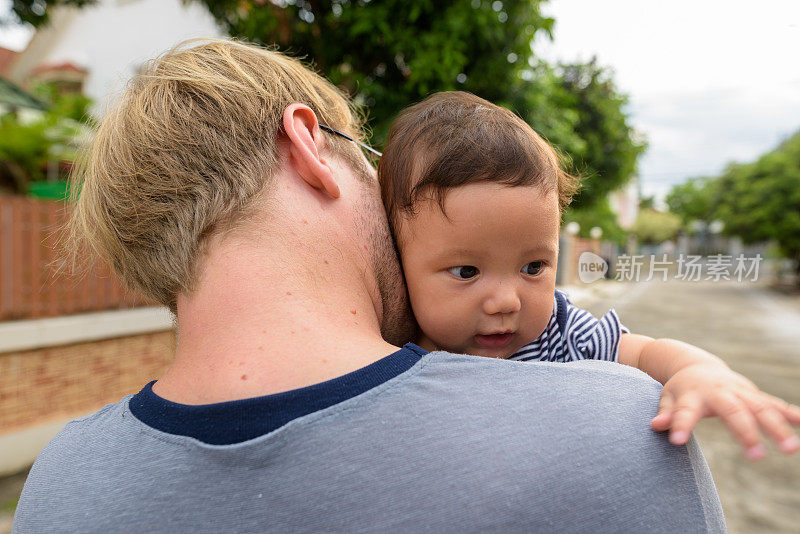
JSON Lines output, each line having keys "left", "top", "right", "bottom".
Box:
{"left": 580, "top": 278, "right": 800, "bottom": 534}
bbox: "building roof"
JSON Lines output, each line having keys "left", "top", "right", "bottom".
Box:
{"left": 30, "top": 60, "right": 88, "bottom": 76}
{"left": 0, "top": 77, "right": 47, "bottom": 110}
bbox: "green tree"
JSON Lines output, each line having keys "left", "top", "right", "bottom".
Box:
{"left": 563, "top": 197, "right": 627, "bottom": 246}
{"left": 512, "top": 62, "right": 586, "bottom": 162}
{"left": 665, "top": 177, "right": 715, "bottom": 226}
{"left": 713, "top": 131, "right": 800, "bottom": 268}
{"left": 191, "top": 0, "right": 555, "bottom": 146}
{"left": 0, "top": 86, "right": 92, "bottom": 194}
{"left": 7, "top": 0, "right": 96, "bottom": 26}
{"left": 638, "top": 195, "right": 654, "bottom": 210}
{"left": 666, "top": 130, "right": 800, "bottom": 270}
{"left": 556, "top": 60, "right": 646, "bottom": 209}
{"left": 8, "top": 0, "right": 646, "bottom": 209}
{"left": 631, "top": 209, "right": 681, "bottom": 245}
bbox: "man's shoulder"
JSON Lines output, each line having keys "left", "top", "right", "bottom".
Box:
{"left": 376, "top": 352, "right": 666, "bottom": 452}
{"left": 41, "top": 396, "right": 133, "bottom": 452}
{"left": 14, "top": 360, "right": 725, "bottom": 533}
{"left": 315, "top": 352, "right": 724, "bottom": 533}
{"left": 21, "top": 395, "right": 134, "bottom": 469}
{"left": 404, "top": 353, "right": 666, "bottom": 456}
{"left": 12, "top": 397, "right": 136, "bottom": 531}
{"left": 426, "top": 351, "right": 660, "bottom": 397}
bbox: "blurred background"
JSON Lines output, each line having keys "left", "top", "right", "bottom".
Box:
{"left": 0, "top": 1, "right": 798, "bottom": 532}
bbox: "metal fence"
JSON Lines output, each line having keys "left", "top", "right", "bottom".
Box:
{"left": 0, "top": 195, "right": 151, "bottom": 321}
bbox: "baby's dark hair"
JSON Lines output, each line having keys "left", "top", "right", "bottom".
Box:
{"left": 378, "top": 91, "right": 580, "bottom": 241}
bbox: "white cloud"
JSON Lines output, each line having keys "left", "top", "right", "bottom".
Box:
{"left": 534, "top": 0, "right": 800, "bottom": 201}
{"left": 0, "top": 23, "right": 33, "bottom": 51}
{"left": 0, "top": 0, "right": 34, "bottom": 51}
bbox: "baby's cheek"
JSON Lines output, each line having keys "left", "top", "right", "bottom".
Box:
{"left": 408, "top": 290, "right": 442, "bottom": 332}
{"left": 409, "top": 290, "right": 462, "bottom": 346}
{"left": 529, "top": 293, "right": 555, "bottom": 338}
{"left": 530, "top": 315, "right": 550, "bottom": 340}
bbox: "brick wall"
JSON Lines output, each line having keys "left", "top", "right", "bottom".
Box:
{"left": 0, "top": 196, "right": 153, "bottom": 322}
{"left": 0, "top": 330, "right": 175, "bottom": 432}
{"left": 574, "top": 237, "right": 596, "bottom": 258}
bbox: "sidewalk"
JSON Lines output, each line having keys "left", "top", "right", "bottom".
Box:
{"left": 558, "top": 278, "right": 633, "bottom": 308}
{"left": 581, "top": 278, "right": 800, "bottom": 533}
{"left": 0, "top": 469, "right": 27, "bottom": 534}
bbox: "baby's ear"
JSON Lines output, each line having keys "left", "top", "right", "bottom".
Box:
{"left": 282, "top": 103, "right": 340, "bottom": 199}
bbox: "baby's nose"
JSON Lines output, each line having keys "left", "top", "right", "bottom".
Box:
{"left": 482, "top": 284, "right": 521, "bottom": 316}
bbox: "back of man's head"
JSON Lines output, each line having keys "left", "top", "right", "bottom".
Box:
{"left": 67, "top": 39, "right": 366, "bottom": 312}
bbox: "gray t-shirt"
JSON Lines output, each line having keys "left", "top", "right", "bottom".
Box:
{"left": 13, "top": 351, "right": 725, "bottom": 533}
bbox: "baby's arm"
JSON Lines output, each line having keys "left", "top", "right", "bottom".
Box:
{"left": 618, "top": 334, "right": 800, "bottom": 460}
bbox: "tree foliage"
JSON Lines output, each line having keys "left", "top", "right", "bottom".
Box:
{"left": 7, "top": 0, "right": 96, "bottom": 26}
{"left": 714, "top": 132, "right": 800, "bottom": 263}
{"left": 631, "top": 208, "right": 682, "bottom": 245}
{"left": 192, "top": 0, "right": 553, "bottom": 144}
{"left": 666, "top": 130, "right": 800, "bottom": 265}
{"left": 556, "top": 60, "right": 646, "bottom": 209}
{"left": 563, "top": 197, "right": 627, "bottom": 246}
{"left": 7, "top": 0, "right": 645, "bottom": 208}
{"left": 665, "top": 177, "right": 715, "bottom": 226}
{"left": 194, "top": 0, "right": 645, "bottom": 210}
{"left": 0, "top": 85, "right": 92, "bottom": 194}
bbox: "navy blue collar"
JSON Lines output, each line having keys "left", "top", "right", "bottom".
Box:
{"left": 129, "top": 343, "right": 428, "bottom": 445}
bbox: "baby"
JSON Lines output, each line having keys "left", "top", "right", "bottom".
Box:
{"left": 377, "top": 91, "right": 800, "bottom": 460}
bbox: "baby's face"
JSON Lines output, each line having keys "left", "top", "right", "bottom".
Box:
{"left": 397, "top": 183, "right": 560, "bottom": 359}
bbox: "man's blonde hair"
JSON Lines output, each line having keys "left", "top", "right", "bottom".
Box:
{"left": 67, "top": 39, "right": 367, "bottom": 312}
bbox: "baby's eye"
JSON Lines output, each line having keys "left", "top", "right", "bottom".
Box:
{"left": 447, "top": 266, "right": 479, "bottom": 280}
{"left": 521, "top": 261, "right": 544, "bottom": 276}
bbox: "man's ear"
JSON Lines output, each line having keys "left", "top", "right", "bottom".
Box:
{"left": 282, "top": 103, "right": 340, "bottom": 199}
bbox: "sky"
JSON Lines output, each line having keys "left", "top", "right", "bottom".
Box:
{"left": 2, "top": 0, "right": 799, "bottom": 202}
{"left": 0, "top": 0, "right": 28, "bottom": 50}
{"left": 534, "top": 0, "right": 800, "bottom": 202}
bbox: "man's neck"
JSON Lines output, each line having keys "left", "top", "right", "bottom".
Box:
{"left": 153, "top": 233, "right": 398, "bottom": 405}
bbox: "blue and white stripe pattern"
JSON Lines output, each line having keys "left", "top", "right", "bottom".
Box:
{"left": 509, "top": 289, "right": 628, "bottom": 363}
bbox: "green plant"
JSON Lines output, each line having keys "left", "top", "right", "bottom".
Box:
{"left": 1, "top": 497, "right": 18, "bottom": 514}
{"left": 0, "top": 85, "right": 92, "bottom": 194}
{"left": 631, "top": 209, "right": 682, "bottom": 244}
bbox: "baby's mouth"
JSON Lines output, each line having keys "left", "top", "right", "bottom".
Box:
{"left": 474, "top": 332, "right": 514, "bottom": 349}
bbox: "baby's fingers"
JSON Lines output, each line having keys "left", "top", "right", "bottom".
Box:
{"left": 762, "top": 393, "right": 800, "bottom": 425}
{"left": 651, "top": 391, "right": 674, "bottom": 431}
{"left": 708, "top": 392, "right": 764, "bottom": 461}
{"left": 668, "top": 392, "right": 703, "bottom": 446}
{"left": 740, "top": 392, "right": 800, "bottom": 455}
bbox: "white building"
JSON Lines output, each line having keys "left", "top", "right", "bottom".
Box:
{"left": 609, "top": 176, "right": 639, "bottom": 230}
{"left": 7, "top": 0, "right": 225, "bottom": 114}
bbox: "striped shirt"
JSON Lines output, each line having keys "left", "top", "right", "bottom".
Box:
{"left": 510, "top": 289, "right": 628, "bottom": 363}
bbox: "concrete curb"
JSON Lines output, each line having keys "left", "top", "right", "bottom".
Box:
{"left": 0, "top": 307, "right": 174, "bottom": 353}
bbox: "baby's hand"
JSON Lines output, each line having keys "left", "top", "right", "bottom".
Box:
{"left": 650, "top": 362, "right": 800, "bottom": 460}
